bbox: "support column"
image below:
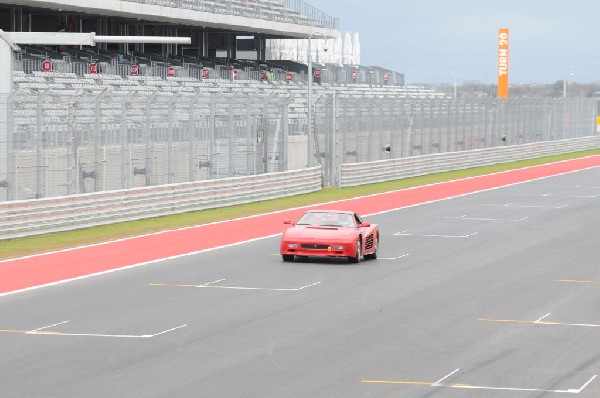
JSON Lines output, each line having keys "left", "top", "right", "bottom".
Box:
{"left": 256, "top": 34, "right": 266, "bottom": 62}
{"left": 228, "top": 33, "right": 237, "bottom": 60}
{"left": 202, "top": 31, "right": 209, "bottom": 58}
{"left": 0, "top": 32, "right": 18, "bottom": 200}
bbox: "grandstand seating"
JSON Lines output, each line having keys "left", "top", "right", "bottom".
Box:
{"left": 13, "top": 45, "right": 441, "bottom": 99}
{"left": 12, "top": 69, "right": 443, "bottom": 99}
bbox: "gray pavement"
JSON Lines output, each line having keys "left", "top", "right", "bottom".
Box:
{"left": 1, "top": 168, "right": 599, "bottom": 397}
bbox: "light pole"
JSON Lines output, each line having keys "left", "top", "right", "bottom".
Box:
{"left": 451, "top": 69, "right": 460, "bottom": 99}
{"left": 307, "top": 31, "right": 327, "bottom": 167}
{"left": 563, "top": 66, "right": 575, "bottom": 98}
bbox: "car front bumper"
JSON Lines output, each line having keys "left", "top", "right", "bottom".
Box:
{"left": 280, "top": 241, "right": 357, "bottom": 258}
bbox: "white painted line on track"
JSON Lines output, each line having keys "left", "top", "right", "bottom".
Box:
{"left": 204, "top": 279, "right": 227, "bottom": 286}
{"left": 432, "top": 368, "right": 460, "bottom": 386}
{"left": 364, "top": 373, "right": 598, "bottom": 394}
{"left": 553, "top": 185, "right": 600, "bottom": 189}
{"left": 535, "top": 313, "right": 552, "bottom": 323}
{"left": 394, "top": 231, "right": 478, "bottom": 238}
{"left": 149, "top": 324, "right": 188, "bottom": 337}
{"left": 480, "top": 202, "right": 569, "bottom": 209}
{"left": 480, "top": 315, "right": 600, "bottom": 328}
{"left": 150, "top": 281, "right": 321, "bottom": 292}
{"left": 9, "top": 324, "right": 188, "bottom": 339}
{"left": 435, "top": 215, "right": 528, "bottom": 222}
{"left": 540, "top": 193, "right": 598, "bottom": 198}
{"left": 379, "top": 254, "right": 410, "bottom": 260}
{"left": 31, "top": 332, "right": 147, "bottom": 338}
{"left": 575, "top": 375, "right": 598, "bottom": 394}
{"left": 542, "top": 321, "right": 600, "bottom": 328}
{"left": 444, "top": 381, "right": 591, "bottom": 394}
{"left": 28, "top": 320, "right": 70, "bottom": 333}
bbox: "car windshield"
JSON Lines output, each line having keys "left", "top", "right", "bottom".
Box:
{"left": 296, "top": 212, "right": 355, "bottom": 228}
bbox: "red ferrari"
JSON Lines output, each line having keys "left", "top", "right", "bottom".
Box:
{"left": 280, "top": 210, "right": 379, "bottom": 263}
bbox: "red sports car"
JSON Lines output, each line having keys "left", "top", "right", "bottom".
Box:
{"left": 280, "top": 210, "right": 379, "bottom": 263}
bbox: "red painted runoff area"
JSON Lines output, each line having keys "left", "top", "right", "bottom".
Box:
{"left": 1, "top": 156, "right": 599, "bottom": 295}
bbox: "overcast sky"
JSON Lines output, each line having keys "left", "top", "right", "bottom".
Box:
{"left": 313, "top": 0, "right": 600, "bottom": 85}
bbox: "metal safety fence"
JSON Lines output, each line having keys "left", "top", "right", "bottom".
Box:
{"left": 1, "top": 92, "right": 598, "bottom": 201}
{"left": 312, "top": 96, "right": 598, "bottom": 186}
{"left": 4, "top": 91, "right": 291, "bottom": 201}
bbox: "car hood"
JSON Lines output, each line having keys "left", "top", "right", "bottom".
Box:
{"left": 284, "top": 226, "right": 355, "bottom": 240}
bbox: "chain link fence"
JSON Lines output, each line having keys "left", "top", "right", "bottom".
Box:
{"left": 2, "top": 92, "right": 597, "bottom": 201}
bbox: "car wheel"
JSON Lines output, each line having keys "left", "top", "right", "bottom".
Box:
{"left": 348, "top": 238, "right": 362, "bottom": 263}
{"left": 282, "top": 254, "right": 295, "bottom": 262}
{"left": 364, "top": 234, "right": 379, "bottom": 260}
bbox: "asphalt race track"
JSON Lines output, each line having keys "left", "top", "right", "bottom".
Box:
{"left": 1, "top": 167, "right": 599, "bottom": 397}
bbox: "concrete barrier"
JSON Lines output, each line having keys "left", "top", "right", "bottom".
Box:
{"left": 0, "top": 166, "right": 322, "bottom": 240}
{"left": 338, "top": 137, "right": 600, "bottom": 188}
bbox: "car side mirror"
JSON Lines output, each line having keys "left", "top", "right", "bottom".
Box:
{"left": 283, "top": 219, "right": 293, "bottom": 225}
{"left": 360, "top": 222, "right": 371, "bottom": 228}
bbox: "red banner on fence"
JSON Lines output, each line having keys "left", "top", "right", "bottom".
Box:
{"left": 41, "top": 60, "right": 53, "bottom": 72}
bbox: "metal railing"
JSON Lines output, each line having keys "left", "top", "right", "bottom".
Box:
{"left": 284, "top": 0, "right": 339, "bottom": 29}
{"left": 15, "top": 54, "right": 408, "bottom": 86}
{"left": 338, "top": 137, "right": 600, "bottom": 188}
{"left": 120, "top": 0, "right": 338, "bottom": 29}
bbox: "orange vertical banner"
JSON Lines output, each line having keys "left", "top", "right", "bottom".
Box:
{"left": 497, "top": 28, "right": 509, "bottom": 99}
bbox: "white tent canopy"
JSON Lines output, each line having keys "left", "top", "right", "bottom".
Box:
{"left": 352, "top": 32, "right": 361, "bottom": 66}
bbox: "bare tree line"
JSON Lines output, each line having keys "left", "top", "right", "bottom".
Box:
{"left": 436, "top": 81, "right": 600, "bottom": 99}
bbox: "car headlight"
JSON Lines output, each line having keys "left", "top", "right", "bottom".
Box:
{"left": 332, "top": 245, "right": 344, "bottom": 250}
{"left": 287, "top": 243, "right": 299, "bottom": 249}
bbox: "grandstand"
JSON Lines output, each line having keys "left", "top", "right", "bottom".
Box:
{"left": 0, "top": 0, "right": 430, "bottom": 96}
{"left": 0, "top": 0, "right": 449, "bottom": 201}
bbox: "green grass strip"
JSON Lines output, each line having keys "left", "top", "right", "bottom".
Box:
{"left": 1, "top": 149, "right": 599, "bottom": 260}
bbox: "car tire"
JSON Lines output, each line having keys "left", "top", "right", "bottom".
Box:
{"left": 348, "top": 238, "right": 362, "bottom": 263}
{"left": 282, "top": 254, "right": 295, "bottom": 262}
{"left": 364, "top": 234, "right": 379, "bottom": 260}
